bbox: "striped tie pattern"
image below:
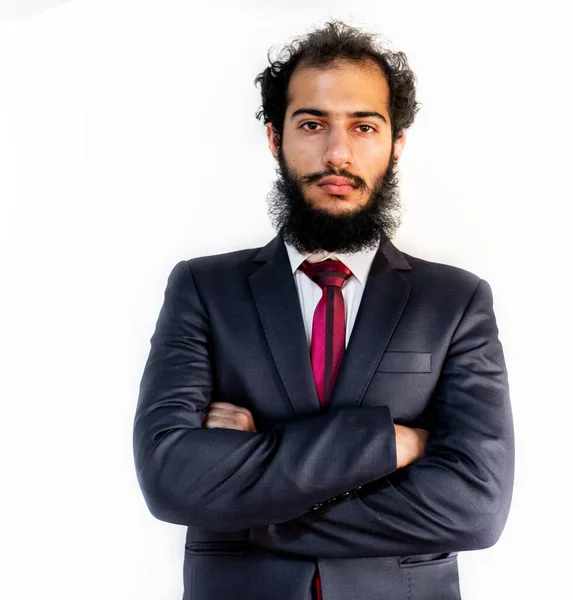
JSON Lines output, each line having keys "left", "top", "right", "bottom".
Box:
{"left": 298, "top": 258, "right": 353, "bottom": 600}
{"left": 299, "top": 258, "right": 353, "bottom": 410}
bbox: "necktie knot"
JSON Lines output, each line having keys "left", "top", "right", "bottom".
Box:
{"left": 298, "top": 259, "right": 352, "bottom": 290}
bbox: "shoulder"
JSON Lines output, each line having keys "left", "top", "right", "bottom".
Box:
{"left": 393, "top": 247, "right": 497, "bottom": 327}
{"left": 392, "top": 245, "right": 489, "bottom": 308}
{"left": 404, "top": 251, "right": 481, "bottom": 288}
{"left": 186, "top": 245, "right": 261, "bottom": 271}
{"left": 167, "top": 244, "right": 264, "bottom": 291}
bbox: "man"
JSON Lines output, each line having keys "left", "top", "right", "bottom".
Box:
{"left": 133, "top": 21, "right": 514, "bottom": 600}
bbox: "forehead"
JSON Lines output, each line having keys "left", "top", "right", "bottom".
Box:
{"left": 286, "top": 59, "right": 390, "bottom": 116}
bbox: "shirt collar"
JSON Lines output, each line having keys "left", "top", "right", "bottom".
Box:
{"left": 283, "top": 238, "right": 379, "bottom": 286}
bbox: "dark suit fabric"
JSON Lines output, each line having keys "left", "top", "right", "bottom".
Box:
{"left": 133, "top": 235, "right": 514, "bottom": 600}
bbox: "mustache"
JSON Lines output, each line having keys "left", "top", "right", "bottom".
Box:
{"left": 300, "top": 169, "right": 367, "bottom": 190}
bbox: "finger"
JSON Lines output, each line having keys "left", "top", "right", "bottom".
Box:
{"left": 208, "top": 402, "right": 237, "bottom": 410}
{"left": 203, "top": 409, "right": 252, "bottom": 428}
{"left": 203, "top": 415, "right": 239, "bottom": 429}
{"left": 208, "top": 402, "right": 248, "bottom": 412}
{"left": 206, "top": 407, "right": 246, "bottom": 421}
{"left": 208, "top": 403, "right": 253, "bottom": 418}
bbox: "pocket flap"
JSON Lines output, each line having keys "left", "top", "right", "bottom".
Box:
{"left": 398, "top": 552, "right": 458, "bottom": 568}
{"left": 185, "top": 541, "right": 249, "bottom": 555}
{"left": 376, "top": 351, "right": 431, "bottom": 373}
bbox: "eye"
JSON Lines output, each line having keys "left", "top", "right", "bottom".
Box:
{"left": 356, "top": 124, "right": 376, "bottom": 133}
{"left": 300, "top": 121, "right": 324, "bottom": 131}
{"left": 300, "top": 122, "right": 377, "bottom": 134}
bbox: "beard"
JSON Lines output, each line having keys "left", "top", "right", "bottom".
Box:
{"left": 266, "top": 144, "right": 402, "bottom": 254}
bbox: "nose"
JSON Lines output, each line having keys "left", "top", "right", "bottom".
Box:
{"left": 322, "top": 125, "right": 353, "bottom": 171}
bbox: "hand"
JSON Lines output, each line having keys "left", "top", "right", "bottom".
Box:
{"left": 202, "top": 402, "right": 257, "bottom": 432}
{"left": 394, "top": 424, "right": 429, "bottom": 469}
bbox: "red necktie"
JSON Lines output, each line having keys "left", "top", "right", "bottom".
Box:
{"left": 298, "top": 258, "right": 353, "bottom": 599}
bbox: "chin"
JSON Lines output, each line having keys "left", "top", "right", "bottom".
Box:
{"left": 315, "top": 197, "right": 363, "bottom": 213}
{"left": 309, "top": 190, "right": 361, "bottom": 205}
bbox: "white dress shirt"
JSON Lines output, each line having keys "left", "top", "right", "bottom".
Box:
{"left": 283, "top": 239, "right": 379, "bottom": 349}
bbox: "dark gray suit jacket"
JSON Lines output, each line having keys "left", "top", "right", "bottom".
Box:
{"left": 133, "top": 234, "right": 514, "bottom": 600}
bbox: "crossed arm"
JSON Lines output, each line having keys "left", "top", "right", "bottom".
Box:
{"left": 134, "top": 260, "right": 514, "bottom": 558}
{"left": 203, "top": 279, "right": 514, "bottom": 558}
{"left": 134, "top": 261, "right": 400, "bottom": 531}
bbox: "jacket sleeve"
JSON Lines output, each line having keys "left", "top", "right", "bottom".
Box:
{"left": 249, "top": 279, "right": 515, "bottom": 557}
{"left": 133, "top": 260, "right": 397, "bottom": 531}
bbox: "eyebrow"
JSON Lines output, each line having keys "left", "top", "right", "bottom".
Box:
{"left": 290, "top": 107, "right": 388, "bottom": 123}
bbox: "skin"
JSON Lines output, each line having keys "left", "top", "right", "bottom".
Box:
{"left": 267, "top": 58, "right": 406, "bottom": 215}
{"left": 203, "top": 58, "right": 428, "bottom": 469}
{"left": 203, "top": 403, "right": 428, "bottom": 469}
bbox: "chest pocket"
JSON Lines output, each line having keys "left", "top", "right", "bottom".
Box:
{"left": 376, "top": 351, "right": 431, "bottom": 373}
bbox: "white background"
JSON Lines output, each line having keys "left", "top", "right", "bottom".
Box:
{"left": 1, "top": 1, "right": 571, "bottom": 598}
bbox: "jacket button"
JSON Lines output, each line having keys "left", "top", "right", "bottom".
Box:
{"left": 309, "top": 502, "right": 324, "bottom": 511}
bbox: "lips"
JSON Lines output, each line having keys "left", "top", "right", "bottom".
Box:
{"left": 319, "top": 183, "right": 356, "bottom": 194}
{"left": 318, "top": 176, "right": 356, "bottom": 187}
{"left": 317, "top": 176, "right": 357, "bottom": 195}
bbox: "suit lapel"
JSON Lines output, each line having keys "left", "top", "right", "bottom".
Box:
{"left": 329, "top": 239, "right": 412, "bottom": 410}
{"left": 248, "top": 234, "right": 412, "bottom": 416}
{"left": 249, "top": 235, "right": 319, "bottom": 415}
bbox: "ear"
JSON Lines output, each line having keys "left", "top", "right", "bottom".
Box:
{"left": 266, "top": 123, "right": 280, "bottom": 161}
{"left": 392, "top": 129, "right": 407, "bottom": 164}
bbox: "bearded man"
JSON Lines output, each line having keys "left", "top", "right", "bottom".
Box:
{"left": 133, "top": 20, "right": 514, "bottom": 600}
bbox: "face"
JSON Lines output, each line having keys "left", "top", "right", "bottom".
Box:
{"left": 266, "top": 58, "right": 406, "bottom": 253}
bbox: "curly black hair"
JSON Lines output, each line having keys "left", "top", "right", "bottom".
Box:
{"left": 254, "top": 20, "right": 421, "bottom": 145}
